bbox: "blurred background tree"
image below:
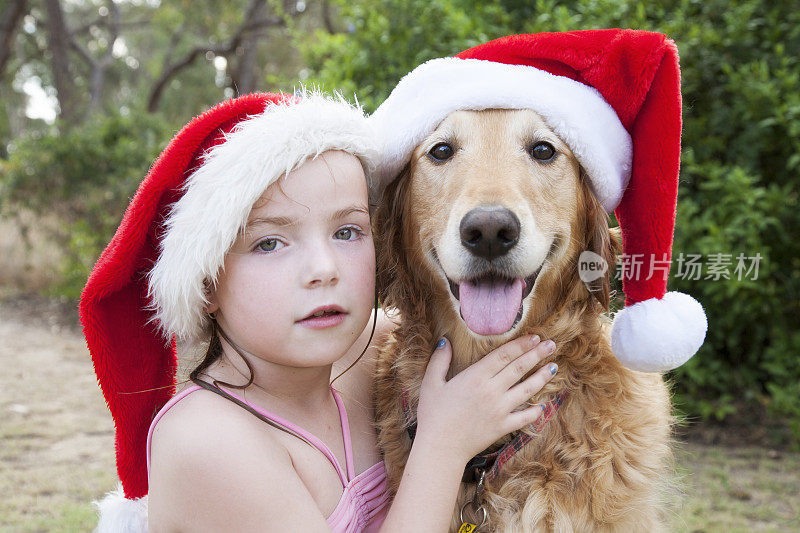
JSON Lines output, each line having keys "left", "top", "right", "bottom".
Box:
{"left": 1, "top": 0, "right": 797, "bottom": 441}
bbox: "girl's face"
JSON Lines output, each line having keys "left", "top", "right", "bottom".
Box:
{"left": 207, "top": 150, "right": 375, "bottom": 368}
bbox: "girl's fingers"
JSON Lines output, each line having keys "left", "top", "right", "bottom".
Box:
{"left": 493, "top": 339, "right": 556, "bottom": 389}
{"left": 422, "top": 337, "right": 452, "bottom": 385}
{"left": 502, "top": 403, "right": 545, "bottom": 435}
{"left": 475, "top": 334, "right": 543, "bottom": 378}
{"left": 504, "top": 362, "right": 558, "bottom": 410}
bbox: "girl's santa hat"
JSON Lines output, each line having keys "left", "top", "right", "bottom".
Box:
{"left": 79, "top": 91, "right": 378, "bottom": 530}
{"left": 369, "top": 29, "right": 707, "bottom": 373}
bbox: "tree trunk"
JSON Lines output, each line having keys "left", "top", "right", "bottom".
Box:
{"left": 0, "top": 0, "right": 27, "bottom": 80}
{"left": 88, "top": 0, "right": 120, "bottom": 110}
{"left": 148, "top": 0, "right": 297, "bottom": 112}
{"left": 230, "top": 0, "right": 267, "bottom": 95}
{"left": 43, "top": 0, "right": 79, "bottom": 124}
{"left": 321, "top": 0, "right": 338, "bottom": 34}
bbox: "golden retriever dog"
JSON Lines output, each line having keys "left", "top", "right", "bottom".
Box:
{"left": 372, "top": 108, "right": 673, "bottom": 532}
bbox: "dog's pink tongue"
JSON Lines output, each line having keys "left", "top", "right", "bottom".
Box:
{"left": 459, "top": 278, "right": 523, "bottom": 335}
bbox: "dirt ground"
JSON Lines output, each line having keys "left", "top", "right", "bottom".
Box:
{"left": 0, "top": 296, "right": 116, "bottom": 532}
{"left": 0, "top": 296, "right": 798, "bottom": 532}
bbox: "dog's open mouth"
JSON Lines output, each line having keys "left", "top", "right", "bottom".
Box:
{"left": 447, "top": 267, "right": 542, "bottom": 336}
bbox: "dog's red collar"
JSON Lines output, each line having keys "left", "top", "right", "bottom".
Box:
{"left": 400, "top": 388, "right": 569, "bottom": 484}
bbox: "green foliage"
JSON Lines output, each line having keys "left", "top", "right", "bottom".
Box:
{"left": 295, "top": 0, "right": 800, "bottom": 435}
{"left": 664, "top": 1, "right": 800, "bottom": 438}
{"left": 293, "top": 0, "right": 490, "bottom": 110}
{"left": 0, "top": 109, "right": 171, "bottom": 298}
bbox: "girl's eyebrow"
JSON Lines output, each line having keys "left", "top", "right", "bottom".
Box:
{"left": 245, "top": 205, "right": 368, "bottom": 231}
{"left": 330, "top": 205, "right": 369, "bottom": 220}
{"left": 245, "top": 216, "right": 296, "bottom": 230}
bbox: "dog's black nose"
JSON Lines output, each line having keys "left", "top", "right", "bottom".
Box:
{"left": 460, "top": 206, "right": 520, "bottom": 260}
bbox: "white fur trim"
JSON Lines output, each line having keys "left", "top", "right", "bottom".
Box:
{"left": 611, "top": 291, "right": 708, "bottom": 372}
{"left": 93, "top": 485, "right": 148, "bottom": 533}
{"left": 148, "top": 91, "right": 380, "bottom": 342}
{"left": 368, "top": 57, "right": 632, "bottom": 212}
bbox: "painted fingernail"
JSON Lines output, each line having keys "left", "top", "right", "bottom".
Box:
{"left": 549, "top": 363, "right": 558, "bottom": 375}
{"left": 530, "top": 335, "right": 540, "bottom": 345}
{"left": 544, "top": 340, "right": 556, "bottom": 353}
{"left": 540, "top": 404, "right": 547, "bottom": 410}
{"left": 436, "top": 338, "right": 446, "bottom": 349}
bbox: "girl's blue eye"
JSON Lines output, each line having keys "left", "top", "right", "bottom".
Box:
{"left": 336, "top": 227, "right": 361, "bottom": 240}
{"left": 256, "top": 238, "right": 280, "bottom": 252}
{"left": 335, "top": 228, "right": 352, "bottom": 240}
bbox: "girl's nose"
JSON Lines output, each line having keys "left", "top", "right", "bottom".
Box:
{"left": 305, "top": 242, "right": 339, "bottom": 288}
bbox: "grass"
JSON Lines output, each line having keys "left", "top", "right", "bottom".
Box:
{"left": 673, "top": 445, "right": 800, "bottom": 532}
{"left": 0, "top": 299, "right": 117, "bottom": 533}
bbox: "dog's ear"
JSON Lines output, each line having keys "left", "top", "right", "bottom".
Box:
{"left": 373, "top": 162, "right": 417, "bottom": 310}
{"left": 580, "top": 171, "right": 621, "bottom": 311}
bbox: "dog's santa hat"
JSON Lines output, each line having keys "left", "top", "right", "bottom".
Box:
{"left": 369, "top": 29, "right": 707, "bottom": 373}
{"left": 79, "top": 91, "right": 378, "bottom": 530}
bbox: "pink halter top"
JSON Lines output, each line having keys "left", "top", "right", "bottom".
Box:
{"left": 146, "top": 384, "right": 390, "bottom": 532}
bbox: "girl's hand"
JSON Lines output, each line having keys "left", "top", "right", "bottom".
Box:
{"left": 415, "top": 335, "right": 557, "bottom": 463}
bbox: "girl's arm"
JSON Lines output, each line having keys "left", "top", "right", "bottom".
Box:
{"left": 379, "top": 335, "right": 556, "bottom": 532}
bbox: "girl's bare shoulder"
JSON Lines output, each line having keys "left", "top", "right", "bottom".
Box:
{"left": 149, "top": 388, "right": 291, "bottom": 480}
{"left": 147, "top": 389, "right": 328, "bottom": 531}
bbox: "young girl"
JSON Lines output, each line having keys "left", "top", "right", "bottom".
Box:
{"left": 80, "top": 91, "right": 558, "bottom": 532}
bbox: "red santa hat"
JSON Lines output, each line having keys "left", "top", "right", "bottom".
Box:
{"left": 79, "top": 91, "right": 378, "bottom": 528}
{"left": 369, "top": 29, "right": 707, "bottom": 373}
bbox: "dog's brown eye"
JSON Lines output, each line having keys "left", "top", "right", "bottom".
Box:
{"left": 529, "top": 142, "right": 556, "bottom": 161}
{"left": 428, "top": 142, "right": 454, "bottom": 162}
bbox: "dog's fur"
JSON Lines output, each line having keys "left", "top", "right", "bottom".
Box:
{"left": 373, "top": 109, "right": 674, "bottom": 531}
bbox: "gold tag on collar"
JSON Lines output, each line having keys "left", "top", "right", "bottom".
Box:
{"left": 458, "top": 523, "right": 478, "bottom": 533}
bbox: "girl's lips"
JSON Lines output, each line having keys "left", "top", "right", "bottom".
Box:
{"left": 298, "top": 313, "right": 347, "bottom": 329}
{"left": 297, "top": 305, "right": 347, "bottom": 329}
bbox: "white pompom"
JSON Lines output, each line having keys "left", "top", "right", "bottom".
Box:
{"left": 611, "top": 291, "right": 708, "bottom": 372}
{"left": 93, "top": 484, "right": 148, "bottom": 533}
